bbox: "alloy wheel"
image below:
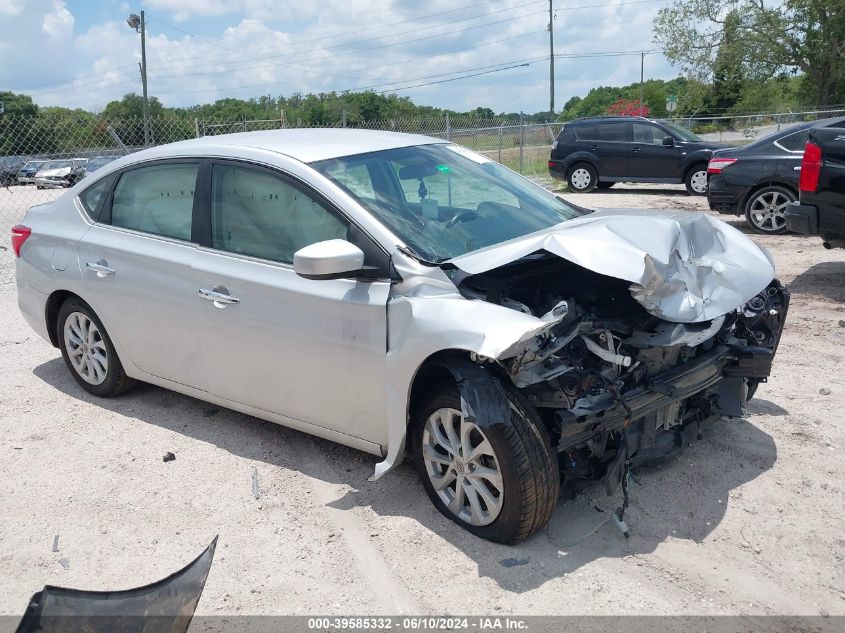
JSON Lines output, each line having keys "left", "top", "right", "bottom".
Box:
{"left": 63, "top": 311, "right": 108, "bottom": 385}
{"left": 421, "top": 407, "right": 504, "bottom": 526}
{"left": 748, "top": 190, "right": 789, "bottom": 232}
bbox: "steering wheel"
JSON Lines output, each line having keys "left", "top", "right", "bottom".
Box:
{"left": 443, "top": 211, "right": 478, "bottom": 231}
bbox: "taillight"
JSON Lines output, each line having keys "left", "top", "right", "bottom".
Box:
{"left": 11, "top": 225, "right": 31, "bottom": 258}
{"left": 799, "top": 142, "right": 822, "bottom": 193}
{"left": 707, "top": 157, "right": 738, "bottom": 174}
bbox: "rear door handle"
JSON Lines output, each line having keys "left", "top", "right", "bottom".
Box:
{"left": 86, "top": 260, "right": 115, "bottom": 278}
{"left": 793, "top": 166, "right": 802, "bottom": 171}
{"left": 632, "top": 145, "right": 641, "bottom": 152}
{"left": 198, "top": 287, "right": 240, "bottom": 307}
{"left": 591, "top": 145, "right": 599, "bottom": 151}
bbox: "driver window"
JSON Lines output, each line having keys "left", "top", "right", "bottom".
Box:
{"left": 211, "top": 164, "right": 349, "bottom": 264}
{"left": 633, "top": 123, "right": 666, "bottom": 144}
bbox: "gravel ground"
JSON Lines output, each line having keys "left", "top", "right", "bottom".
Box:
{"left": 1, "top": 184, "right": 844, "bottom": 617}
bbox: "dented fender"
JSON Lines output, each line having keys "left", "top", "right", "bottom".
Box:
{"left": 372, "top": 252, "right": 565, "bottom": 480}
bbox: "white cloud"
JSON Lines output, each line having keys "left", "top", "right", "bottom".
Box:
{"left": 5, "top": 0, "right": 680, "bottom": 114}
{"left": 42, "top": 0, "right": 74, "bottom": 40}
{"left": 0, "top": 0, "right": 23, "bottom": 16}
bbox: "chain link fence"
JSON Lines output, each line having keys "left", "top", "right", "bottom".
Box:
{"left": 2, "top": 107, "right": 842, "bottom": 283}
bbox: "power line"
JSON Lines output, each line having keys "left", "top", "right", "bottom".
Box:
{"left": 28, "top": 5, "right": 549, "bottom": 99}
{"left": 23, "top": 0, "right": 544, "bottom": 92}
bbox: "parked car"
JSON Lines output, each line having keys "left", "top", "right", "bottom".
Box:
{"left": 16, "top": 160, "right": 47, "bottom": 185}
{"left": 785, "top": 119, "right": 845, "bottom": 248}
{"left": 13, "top": 130, "right": 788, "bottom": 543}
{"left": 1, "top": 156, "right": 25, "bottom": 186}
{"left": 548, "top": 116, "right": 730, "bottom": 195}
{"left": 83, "top": 156, "right": 118, "bottom": 177}
{"left": 35, "top": 158, "right": 88, "bottom": 189}
{"left": 707, "top": 118, "right": 845, "bottom": 234}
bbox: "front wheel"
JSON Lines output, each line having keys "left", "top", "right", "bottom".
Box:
{"left": 411, "top": 381, "right": 559, "bottom": 544}
{"left": 567, "top": 163, "right": 598, "bottom": 193}
{"left": 744, "top": 185, "right": 794, "bottom": 234}
{"left": 57, "top": 297, "right": 135, "bottom": 397}
{"left": 684, "top": 165, "right": 708, "bottom": 195}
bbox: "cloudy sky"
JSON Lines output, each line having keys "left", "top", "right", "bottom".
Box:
{"left": 0, "top": 0, "right": 679, "bottom": 113}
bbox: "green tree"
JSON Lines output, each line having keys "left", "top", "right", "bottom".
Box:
{"left": 654, "top": 0, "right": 845, "bottom": 106}
{"left": 711, "top": 10, "right": 745, "bottom": 112}
{"left": 0, "top": 91, "right": 38, "bottom": 117}
{"left": 101, "top": 93, "right": 165, "bottom": 119}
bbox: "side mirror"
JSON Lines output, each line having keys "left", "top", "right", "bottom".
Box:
{"left": 293, "top": 239, "right": 365, "bottom": 280}
{"left": 662, "top": 136, "right": 675, "bottom": 146}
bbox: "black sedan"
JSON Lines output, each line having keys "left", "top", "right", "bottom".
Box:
{"left": 707, "top": 118, "right": 844, "bottom": 234}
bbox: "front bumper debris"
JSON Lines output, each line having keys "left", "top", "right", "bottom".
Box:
{"left": 15, "top": 537, "right": 217, "bottom": 633}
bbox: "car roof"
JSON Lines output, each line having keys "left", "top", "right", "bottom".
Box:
{"left": 157, "top": 128, "right": 445, "bottom": 163}
{"left": 571, "top": 116, "right": 652, "bottom": 124}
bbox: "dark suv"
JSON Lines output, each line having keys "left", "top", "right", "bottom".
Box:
{"left": 548, "top": 116, "right": 730, "bottom": 195}
{"left": 785, "top": 119, "right": 845, "bottom": 248}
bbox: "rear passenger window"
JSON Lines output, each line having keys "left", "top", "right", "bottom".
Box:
{"left": 110, "top": 163, "right": 198, "bottom": 241}
{"left": 79, "top": 177, "right": 112, "bottom": 218}
{"left": 596, "top": 122, "right": 631, "bottom": 142}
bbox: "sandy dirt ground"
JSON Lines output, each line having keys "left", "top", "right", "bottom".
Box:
{"left": 0, "top": 184, "right": 843, "bottom": 617}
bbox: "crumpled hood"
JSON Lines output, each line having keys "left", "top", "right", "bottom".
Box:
{"left": 38, "top": 167, "right": 71, "bottom": 177}
{"left": 447, "top": 208, "right": 775, "bottom": 323}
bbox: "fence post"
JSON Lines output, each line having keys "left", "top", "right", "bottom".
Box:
{"left": 519, "top": 111, "right": 525, "bottom": 174}
{"left": 498, "top": 123, "right": 503, "bottom": 163}
{"left": 445, "top": 112, "right": 451, "bottom": 141}
{"left": 194, "top": 117, "right": 201, "bottom": 138}
{"left": 342, "top": 109, "right": 347, "bottom": 128}
{"left": 280, "top": 110, "right": 286, "bottom": 129}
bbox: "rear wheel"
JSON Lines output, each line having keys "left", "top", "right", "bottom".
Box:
{"left": 411, "top": 380, "right": 559, "bottom": 544}
{"left": 57, "top": 298, "right": 135, "bottom": 397}
{"left": 744, "top": 185, "right": 794, "bottom": 234}
{"left": 684, "top": 165, "right": 708, "bottom": 195}
{"left": 567, "top": 163, "right": 598, "bottom": 193}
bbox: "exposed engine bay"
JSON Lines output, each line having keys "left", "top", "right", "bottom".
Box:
{"left": 454, "top": 252, "right": 789, "bottom": 491}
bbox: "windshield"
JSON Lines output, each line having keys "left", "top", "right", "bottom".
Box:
{"left": 87, "top": 157, "right": 114, "bottom": 170}
{"left": 42, "top": 160, "right": 72, "bottom": 170}
{"left": 23, "top": 161, "right": 45, "bottom": 170}
{"left": 313, "top": 144, "right": 583, "bottom": 262}
{"left": 661, "top": 121, "right": 702, "bottom": 142}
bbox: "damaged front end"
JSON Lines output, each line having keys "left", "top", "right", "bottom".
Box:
{"left": 453, "top": 251, "right": 789, "bottom": 493}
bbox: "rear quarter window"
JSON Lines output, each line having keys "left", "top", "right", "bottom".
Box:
{"left": 79, "top": 176, "right": 113, "bottom": 219}
{"left": 574, "top": 124, "right": 598, "bottom": 141}
{"left": 775, "top": 129, "right": 810, "bottom": 153}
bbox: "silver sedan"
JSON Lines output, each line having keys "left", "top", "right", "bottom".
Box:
{"left": 13, "top": 129, "right": 789, "bottom": 543}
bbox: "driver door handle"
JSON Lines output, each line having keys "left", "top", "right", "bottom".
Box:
{"left": 198, "top": 287, "right": 240, "bottom": 306}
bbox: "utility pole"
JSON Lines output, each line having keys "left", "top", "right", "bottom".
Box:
{"left": 127, "top": 11, "right": 150, "bottom": 146}
{"left": 548, "top": 0, "right": 555, "bottom": 113}
{"left": 639, "top": 51, "right": 644, "bottom": 107}
{"left": 140, "top": 11, "right": 149, "bottom": 146}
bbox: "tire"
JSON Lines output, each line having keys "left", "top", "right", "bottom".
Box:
{"left": 567, "top": 163, "right": 598, "bottom": 193}
{"left": 597, "top": 182, "right": 614, "bottom": 190}
{"left": 411, "top": 379, "right": 559, "bottom": 544}
{"left": 744, "top": 185, "right": 794, "bottom": 235}
{"left": 684, "top": 165, "right": 708, "bottom": 195}
{"left": 57, "top": 297, "right": 135, "bottom": 397}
